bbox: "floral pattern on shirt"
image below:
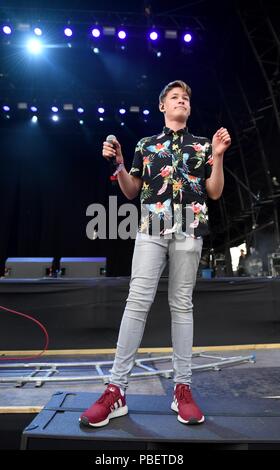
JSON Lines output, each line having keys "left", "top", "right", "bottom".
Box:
{"left": 129, "top": 127, "right": 213, "bottom": 238}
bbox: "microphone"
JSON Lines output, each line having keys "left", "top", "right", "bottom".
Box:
{"left": 106, "top": 134, "right": 118, "bottom": 184}
{"left": 106, "top": 134, "right": 117, "bottom": 155}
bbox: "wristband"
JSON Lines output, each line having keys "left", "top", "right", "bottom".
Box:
{"left": 113, "top": 163, "right": 125, "bottom": 176}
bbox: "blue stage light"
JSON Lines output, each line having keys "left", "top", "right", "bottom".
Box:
{"left": 64, "top": 27, "right": 73, "bottom": 37}
{"left": 118, "top": 30, "right": 127, "bottom": 40}
{"left": 91, "top": 28, "right": 101, "bottom": 38}
{"left": 149, "top": 31, "right": 159, "bottom": 41}
{"left": 183, "top": 33, "right": 192, "bottom": 43}
{"left": 26, "top": 38, "right": 42, "bottom": 54}
{"left": 3, "top": 25, "right": 12, "bottom": 35}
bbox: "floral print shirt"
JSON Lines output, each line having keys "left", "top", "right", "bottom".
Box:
{"left": 129, "top": 126, "right": 213, "bottom": 238}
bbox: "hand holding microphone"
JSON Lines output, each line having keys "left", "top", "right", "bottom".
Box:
{"left": 103, "top": 135, "right": 125, "bottom": 183}
{"left": 103, "top": 135, "right": 124, "bottom": 165}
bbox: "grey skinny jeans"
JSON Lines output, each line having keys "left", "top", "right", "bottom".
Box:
{"left": 110, "top": 232, "right": 203, "bottom": 390}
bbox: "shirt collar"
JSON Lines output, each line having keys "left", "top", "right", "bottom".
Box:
{"left": 163, "top": 126, "right": 188, "bottom": 136}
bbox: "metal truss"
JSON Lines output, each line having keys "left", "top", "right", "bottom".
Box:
{"left": 238, "top": 4, "right": 280, "bottom": 131}
{"left": 209, "top": 4, "right": 280, "bottom": 252}
{"left": 0, "top": 7, "right": 205, "bottom": 32}
{"left": 0, "top": 352, "right": 255, "bottom": 387}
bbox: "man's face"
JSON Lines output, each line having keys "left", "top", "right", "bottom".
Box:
{"left": 160, "top": 86, "right": 191, "bottom": 122}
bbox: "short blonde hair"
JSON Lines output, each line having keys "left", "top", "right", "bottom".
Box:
{"left": 159, "top": 80, "right": 192, "bottom": 104}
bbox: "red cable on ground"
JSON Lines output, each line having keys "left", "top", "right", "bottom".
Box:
{"left": 0, "top": 305, "right": 49, "bottom": 361}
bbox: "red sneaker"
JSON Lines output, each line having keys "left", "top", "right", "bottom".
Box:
{"left": 79, "top": 384, "right": 128, "bottom": 427}
{"left": 171, "top": 383, "right": 205, "bottom": 424}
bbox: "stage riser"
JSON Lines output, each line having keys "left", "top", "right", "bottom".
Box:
{"left": 21, "top": 391, "right": 280, "bottom": 450}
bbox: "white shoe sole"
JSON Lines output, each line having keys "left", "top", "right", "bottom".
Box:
{"left": 171, "top": 401, "right": 205, "bottom": 424}
{"left": 80, "top": 405, "right": 128, "bottom": 427}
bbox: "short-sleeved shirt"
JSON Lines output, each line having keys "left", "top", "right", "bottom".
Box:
{"left": 129, "top": 126, "right": 213, "bottom": 238}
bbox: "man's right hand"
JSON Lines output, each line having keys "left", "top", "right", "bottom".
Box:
{"left": 102, "top": 139, "right": 124, "bottom": 164}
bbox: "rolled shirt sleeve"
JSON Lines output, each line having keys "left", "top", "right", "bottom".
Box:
{"left": 129, "top": 139, "right": 144, "bottom": 178}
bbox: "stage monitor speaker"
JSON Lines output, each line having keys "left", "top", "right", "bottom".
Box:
{"left": 268, "top": 253, "right": 280, "bottom": 277}
{"left": 60, "top": 257, "right": 106, "bottom": 278}
{"left": 214, "top": 258, "right": 227, "bottom": 277}
{"left": 5, "top": 257, "right": 54, "bottom": 278}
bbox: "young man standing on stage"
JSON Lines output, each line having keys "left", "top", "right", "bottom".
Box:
{"left": 80, "top": 80, "right": 231, "bottom": 427}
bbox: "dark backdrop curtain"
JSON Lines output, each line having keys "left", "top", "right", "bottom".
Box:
{"left": 0, "top": 119, "right": 143, "bottom": 275}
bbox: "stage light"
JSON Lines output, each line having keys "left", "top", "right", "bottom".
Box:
{"left": 120, "top": 122, "right": 125, "bottom": 126}
{"left": 183, "top": 33, "right": 192, "bottom": 43}
{"left": 165, "top": 30, "right": 177, "bottom": 39}
{"left": 93, "top": 47, "right": 99, "bottom": 54}
{"left": 64, "top": 27, "right": 73, "bottom": 37}
{"left": 26, "top": 38, "right": 42, "bottom": 54}
{"left": 103, "top": 27, "right": 115, "bottom": 36}
{"left": 99, "top": 117, "right": 104, "bottom": 121}
{"left": 51, "top": 106, "right": 58, "bottom": 113}
{"left": 34, "top": 27, "right": 42, "bottom": 36}
{"left": 119, "top": 108, "right": 126, "bottom": 115}
{"left": 77, "top": 107, "right": 84, "bottom": 114}
{"left": 143, "top": 109, "right": 150, "bottom": 115}
{"left": 149, "top": 31, "right": 159, "bottom": 41}
{"left": 17, "top": 102, "right": 28, "bottom": 110}
{"left": 63, "top": 103, "right": 73, "bottom": 111}
{"left": 17, "top": 23, "right": 30, "bottom": 32}
{"left": 52, "top": 115, "right": 59, "bottom": 122}
{"left": 79, "top": 119, "right": 84, "bottom": 125}
{"left": 91, "top": 28, "right": 101, "bottom": 38}
{"left": 30, "top": 106, "right": 38, "bottom": 112}
{"left": 129, "top": 106, "right": 140, "bottom": 113}
{"left": 3, "top": 25, "right": 12, "bottom": 35}
{"left": 31, "top": 115, "right": 38, "bottom": 123}
{"left": 118, "top": 30, "right": 127, "bottom": 40}
{"left": 156, "top": 51, "right": 162, "bottom": 58}
{"left": 98, "top": 107, "right": 105, "bottom": 114}
{"left": 3, "top": 105, "right": 10, "bottom": 112}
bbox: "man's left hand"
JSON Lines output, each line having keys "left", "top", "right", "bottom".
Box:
{"left": 212, "top": 127, "right": 231, "bottom": 156}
